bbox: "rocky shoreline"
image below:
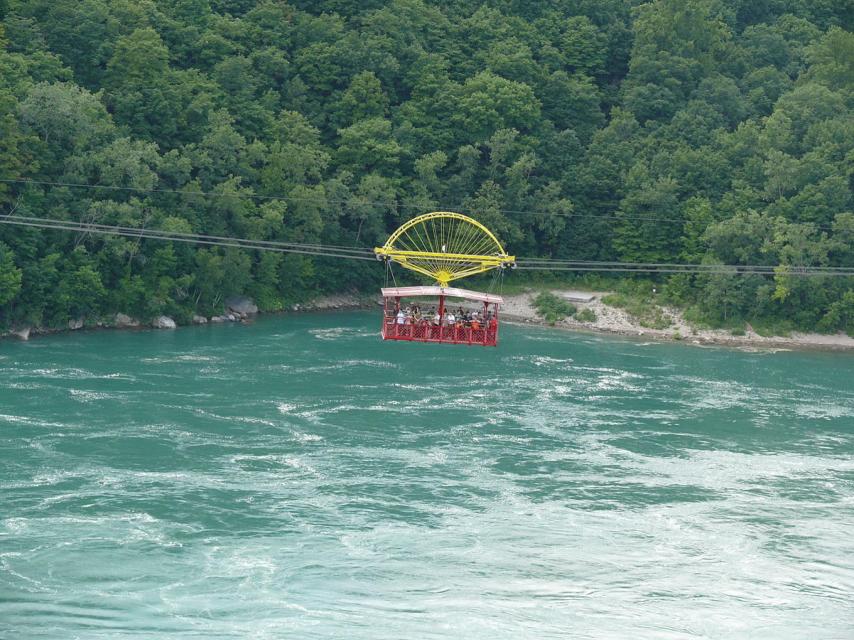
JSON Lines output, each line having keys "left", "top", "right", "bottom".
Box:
{"left": 3, "top": 289, "right": 853, "bottom": 353}
{"left": 1, "top": 293, "right": 374, "bottom": 342}
{"left": 500, "top": 289, "right": 854, "bottom": 353}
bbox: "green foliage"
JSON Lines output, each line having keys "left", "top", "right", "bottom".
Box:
{"left": 0, "top": 241, "right": 22, "bottom": 308}
{"left": 576, "top": 308, "right": 596, "bottom": 323}
{"left": 602, "top": 283, "right": 671, "bottom": 330}
{"left": 533, "top": 291, "right": 576, "bottom": 325}
{"left": 0, "top": 1, "right": 851, "bottom": 335}
{"left": 750, "top": 317, "right": 796, "bottom": 338}
{"left": 818, "top": 291, "right": 854, "bottom": 336}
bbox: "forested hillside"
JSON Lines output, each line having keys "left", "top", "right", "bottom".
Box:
{"left": 0, "top": 0, "right": 852, "bottom": 333}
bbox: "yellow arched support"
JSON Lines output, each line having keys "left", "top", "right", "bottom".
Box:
{"left": 375, "top": 212, "right": 515, "bottom": 287}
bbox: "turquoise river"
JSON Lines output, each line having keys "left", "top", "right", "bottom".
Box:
{"left": 1, "top": 312, "right": 853, "bottom": 639}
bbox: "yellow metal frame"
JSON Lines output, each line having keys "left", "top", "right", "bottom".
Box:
{"left": 375, "top": 212, "right": 515, "bottom": 287}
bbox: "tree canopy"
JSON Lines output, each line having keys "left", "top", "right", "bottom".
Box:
{"left": 0, "top": 0, "right": 852, "bottom": 333}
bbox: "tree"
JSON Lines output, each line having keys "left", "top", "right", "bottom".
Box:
{"left": 333, "top": 71, "right": 388, "bottom": 128}
{"left": 0, "top": 241, "right": 21, "bottom": 308}
{"left": 622, "top": 0, "right": 732, "bottom": 122}
{"left": 699, "top": 267, "right": 743, "bottom": 323}
{"left": 560, "top": 16, "right": 608, "bottom": 77}
{"left": 452, "top": 71, "right": 541, "bottom": 142}
{"left": 538, "top": 71, "right": 604, "bottom": 140}
{"left": 0, "top": 91, "right": 37, "bottom": 205}
{"left": 614, "top": 169, "right": 681, "bottom": 263}
{"left": 18, "top": 82, "right": 114, "bottom": 149}
{"left": 1, "top": 0, "right": 852, "bottom": 334}
{"left": 336, "top": 117, "right": 403, "bottom": 174}
{"left": 806, "top": 26, "right": 854, "bottom": 90}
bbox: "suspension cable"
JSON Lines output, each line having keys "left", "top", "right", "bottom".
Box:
{"left": 3, "top": 214, "right": 374, "bottom": 255}
{"left": 0, "top": 216, "right": 376, "bottom": 261}
{"left": 1, "top": 177, "right": 841, "bottom": 233}
{"left": 1, "top": 213, "right": 851, "bottom": 276}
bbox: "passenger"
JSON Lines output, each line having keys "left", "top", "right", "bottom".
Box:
{"left": 396, "top": 309, "right": 406, "bottom": 325}
{"left": 446, "top": 311, "right": 455, "bottom": 327}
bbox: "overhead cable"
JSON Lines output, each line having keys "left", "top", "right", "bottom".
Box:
{"left": 2, "top": 214, "right": 850, "bottom": 276}
{"left": 1, "top": 177, "right": 839, "bottom": 233}
{"left": 0, "top": 216, "right": 376, "bottom": 261}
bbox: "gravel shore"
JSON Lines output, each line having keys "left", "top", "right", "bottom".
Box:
{"left": 498, "top": 289, "right": 854, "bottom": 352}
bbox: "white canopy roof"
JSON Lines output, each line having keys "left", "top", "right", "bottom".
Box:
{"left": 381, "top": 286, "right": 503, "bottom": 304}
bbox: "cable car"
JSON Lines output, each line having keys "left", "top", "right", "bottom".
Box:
{"left": 374, "top": 212, "right": 515, "bottom": 347}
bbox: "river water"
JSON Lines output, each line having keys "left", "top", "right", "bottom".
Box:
{"left": 1, "top": 312, "right": 853, "bottom": 638}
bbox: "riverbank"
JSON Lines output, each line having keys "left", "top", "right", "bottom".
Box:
{"left": 500, "top": 289, "right": 854, "bottom": 352}
{"left": 0, "top": 292, "right": 375, "bottom": 343}
{"left": 3, "top": 288, "right": 853, "bottom": 353}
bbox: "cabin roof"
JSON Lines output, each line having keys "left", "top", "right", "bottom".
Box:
{"left": 381, "top": 286, "right": 503, "bottom": 304}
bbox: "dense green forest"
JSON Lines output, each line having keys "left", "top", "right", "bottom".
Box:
{"left": 0, "top": 0, "right": 852, "bottom": 333}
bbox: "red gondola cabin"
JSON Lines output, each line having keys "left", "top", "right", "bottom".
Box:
{"left": 381, "top": 286, "right": 502, "bottom": 347}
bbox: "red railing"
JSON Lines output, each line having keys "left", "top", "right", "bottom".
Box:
{"left": 382, "top": 319, "right": 498, "bottom": 346}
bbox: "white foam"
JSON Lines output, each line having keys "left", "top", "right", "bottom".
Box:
{"left": 69, "top": 389, "right": 119, "bottom": 402}
{"left": 309, "top": 327, "right": 374, "bottom": 341}
{"left": 292, "top": 431, "right": 323, "bottom": 443}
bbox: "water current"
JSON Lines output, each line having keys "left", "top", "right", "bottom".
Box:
{"left": 1, "top": 312, "right": 853, "bottom": 638}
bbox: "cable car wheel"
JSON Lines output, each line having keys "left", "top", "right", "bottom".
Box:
{"left": 375, "top": 212, "right": 514, "bottom": 347}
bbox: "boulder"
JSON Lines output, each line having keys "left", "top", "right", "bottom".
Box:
{"left": 152, "top": 315, "right": 177, "bottom": 329}
{"left": 68, "top": 318, "right": 84, "bottom": 331}
{"left": 225, "top": 296, "right": 258, "bottom": 316}
{"left": 561, "top": 291, "right": 596, "bottom": 303}
{"left": 11, "top": 326, "right": 30, "bottom": 341}
{"left": 210, "top": 315, "right": 226, "bottom": 323}
{"left": 192, "top": 314, "right": 208, "bottom": 325}
{"left": 115, "top": 313, "right": 139, "bottom": 328}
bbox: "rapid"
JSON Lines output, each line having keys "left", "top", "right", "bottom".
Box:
{"left": 2, "top": 312, "right": 853, "bottom": 638}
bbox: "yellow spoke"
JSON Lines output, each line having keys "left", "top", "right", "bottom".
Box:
{"left": 375, "top": 212, "right": 514, "bottom": 287}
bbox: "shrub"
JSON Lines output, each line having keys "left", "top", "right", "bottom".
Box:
{"left": 576, "top": 308, "right": 596, "bottom": 323}
{"left": 751, "top": 318, "right": 795, "bottom": 337}
{"left": 602, "top": 291, "right": 670, "bottom": 329}
{"left": 533, "top": 291, "right": 576, "bottom": 325}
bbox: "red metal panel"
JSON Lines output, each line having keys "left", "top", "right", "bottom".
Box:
{"left": 381, "top": 322, "right": 498, "bottom": 346}
{"left": 379, "top": 299, "right": 499, "bottom": 346}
